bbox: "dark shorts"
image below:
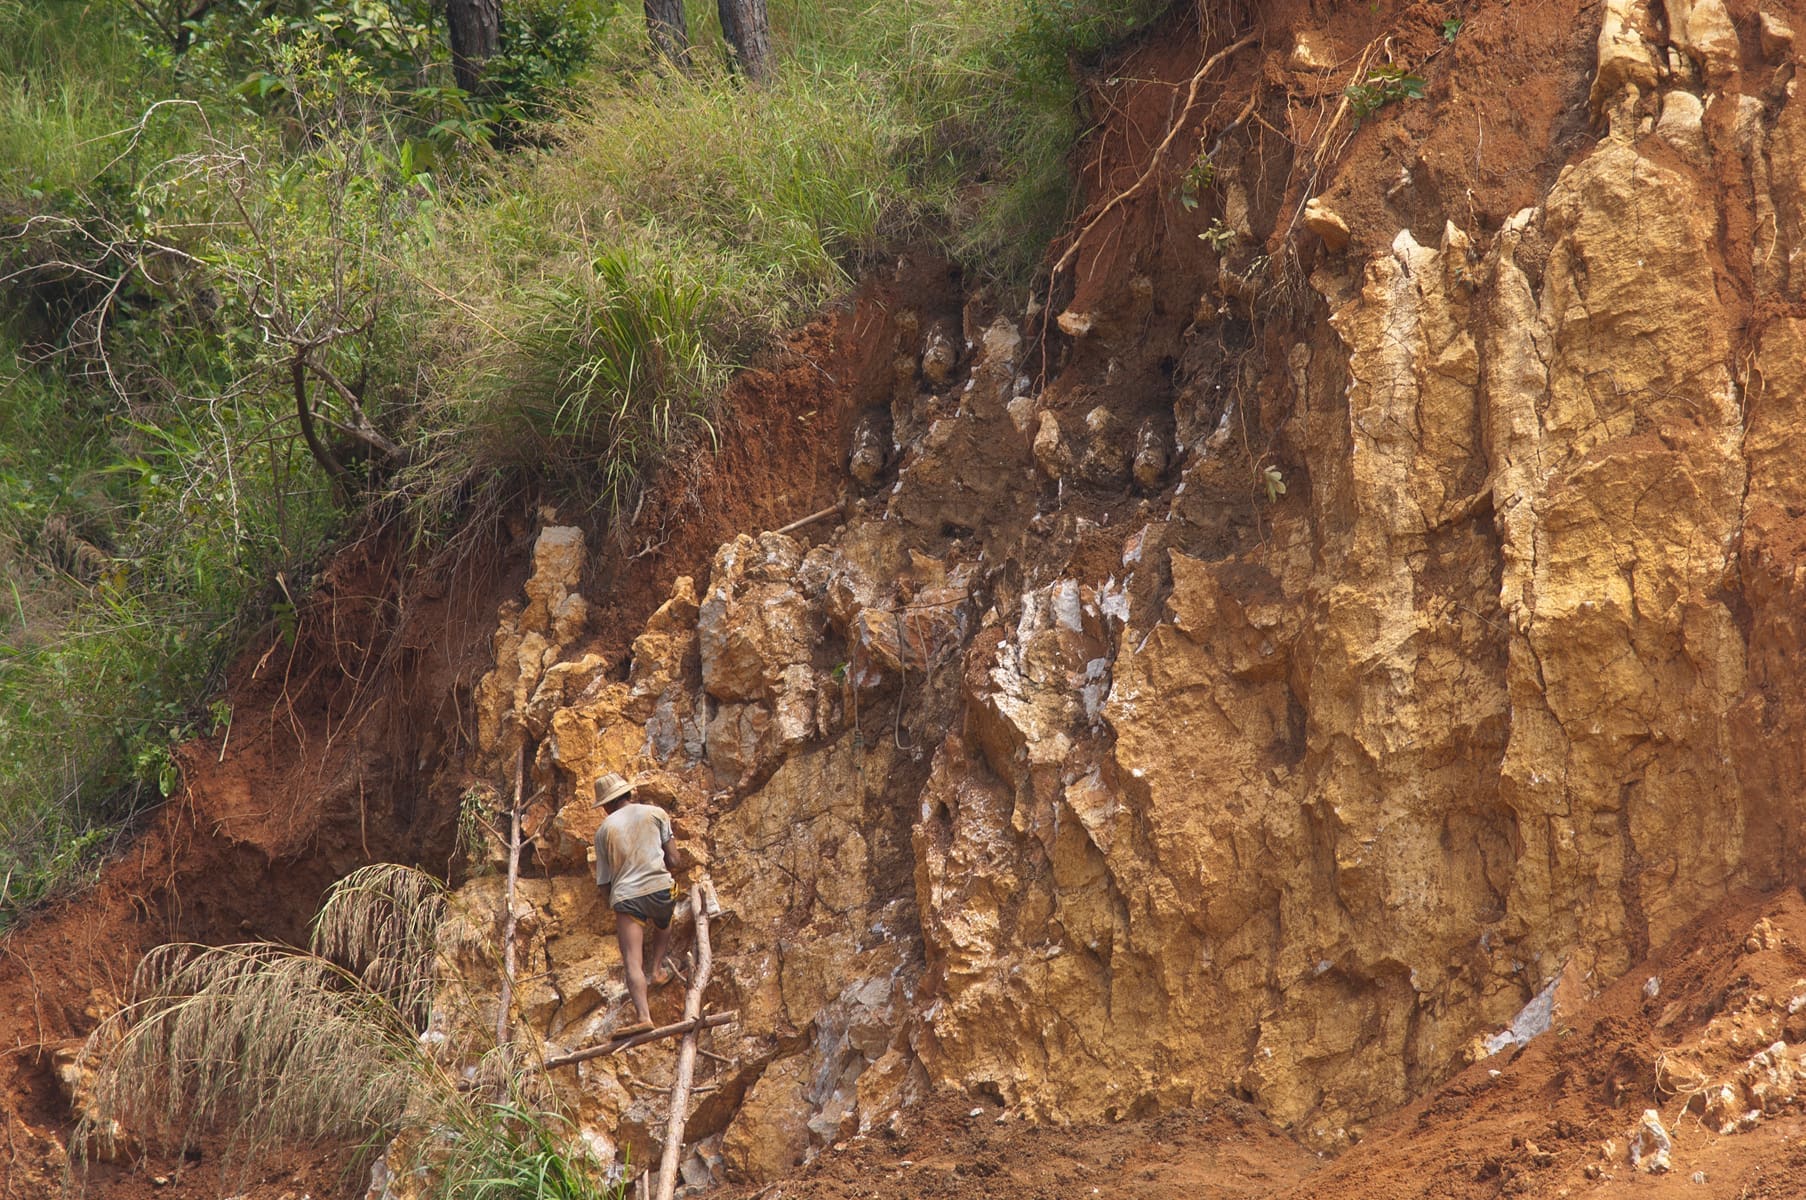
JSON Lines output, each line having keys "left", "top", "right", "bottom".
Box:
{"left": 613, "top": 887, "right": 675, "bottom": 930}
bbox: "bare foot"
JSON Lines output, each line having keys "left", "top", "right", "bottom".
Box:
{"left": 616, "top": 1018, "right": 656, "bottom": 1038}
{"left": 651, "top": 960, "right": 678, "bottom": 988}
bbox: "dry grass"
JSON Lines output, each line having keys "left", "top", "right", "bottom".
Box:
{"left": 75, "top": 865, "right": 453, "bottom": 1164}
{"left": 74, "top": 865, "right": 617, "bottom": 1196}
{"left": 313, "top": 862, "right": 450, "bottom": 1020}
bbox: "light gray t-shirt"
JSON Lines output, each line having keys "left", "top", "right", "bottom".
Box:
{"left": 594, "top": 802, "right": 674, "bottom": 905}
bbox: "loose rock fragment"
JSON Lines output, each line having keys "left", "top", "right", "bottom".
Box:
{"left": 1629, "top": 1109, "right": 1672, "bottom": 1173}
{"left": 1079, "top": 405, "right": 1130, "bottom": 483}
{"left": 1590, "top": 0, "right": 1660, "bottom": 116}
{"left": 1132, "top": 416, "right": 1172, "bottom": 489}
{"left": 1302, "top": 196, "right": 1350, "bottom": 250}
{"left": 1760, "top": 11, "right": 1795, "bottom": 58}
{"left": 921, "top": 322, "right": 958, "bottom": 385}
{"left": 1033, "top": 410, "right": 1069, "bottom": 480}
{"left": 848, "top": 408, "right": 891, "bottom": 486}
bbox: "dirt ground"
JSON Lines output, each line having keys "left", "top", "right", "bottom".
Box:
{"left": 706, "top": 889, "right": 1806, "bottom": 1200}
{"left": 721, "top": 1097, "right": 1322, "bottom": 1200}
{"left": 1286, "top": 888, "right": 1806, "bottom": 1200}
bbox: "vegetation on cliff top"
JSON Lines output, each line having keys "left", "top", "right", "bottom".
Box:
{"left": 0, "top": 0, "right": 1162, "bottom": 925}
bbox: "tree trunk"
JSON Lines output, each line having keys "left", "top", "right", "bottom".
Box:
{"left": 643, "top": 0, "right": 690, "bottom": 69}
{"left": 715, "top": 0, "right": 773, "bottom": 83}
{"left": 446, "top": 0, "right": 501, "bottom": 94}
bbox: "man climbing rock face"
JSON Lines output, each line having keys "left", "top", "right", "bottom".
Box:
{"left": 593, "top": 771, "right": 680, "bottom": 1034}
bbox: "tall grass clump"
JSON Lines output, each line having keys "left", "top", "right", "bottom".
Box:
{"left": 411, "top": 57, "right": 927, "bottom": 508}
{"left": 765, "top": 0, "right": 1170, "bottom": 276}
{"left": 76, "top": 864, "right": 619, "bottom": 1198}
{"left": 0, "top": 0, "right": 157, "bottom": 203}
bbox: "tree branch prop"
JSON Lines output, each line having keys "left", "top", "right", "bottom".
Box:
{"left": 656, "top": 884, "right": 713, "bottom": 1200}
{"left": 495, "top": 740, "right": 527, "bottom": 1050}
{"left": 773, "top": 506, "right": 838, "bottom": 536}
{"left": 541, "top": 1011, "right": 736, "bottom": 1068}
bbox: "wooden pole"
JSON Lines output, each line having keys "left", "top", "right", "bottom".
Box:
{"left": 655, "top": 884, "right": 712, "bottom": 1200}
{"left": 542, "top": 1012, "right": 736, "bottom": 1068}
{"left": 496, "top": 739, "right": 527, "bottom": 1050}
{"left": 773, "top": 506, "right": 838, "bottom": 537}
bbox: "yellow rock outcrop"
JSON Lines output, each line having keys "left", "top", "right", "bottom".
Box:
{"left": 438, "top": 3, "right": 1806, "bottom": 1178}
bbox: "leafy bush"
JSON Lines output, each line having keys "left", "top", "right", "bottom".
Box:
{"left": 124, "top": 0, "right": 608, "bottom": 145}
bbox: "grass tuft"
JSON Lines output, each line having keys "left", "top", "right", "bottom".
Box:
{"left": 77, "top": 864, "right": 618, "bottom": 1196}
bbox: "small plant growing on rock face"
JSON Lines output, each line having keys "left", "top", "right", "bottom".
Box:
{"left": 457, "top": 785, "right": 501, "bottom": 873}
{"left": 1178, "top": 150, "right": 1216, "bottom": 211}
{"left": 1441, "top": 17, "right": 1464, "bottom": 42}
{"left": 1200, "top": 218, "right": 1238, "bottom": 252}
{"left": 1344, "top": 63, "right": 1426, "bottom": 120}
{"left": 1262, "top": 464, "right": 1287, "bottom": 502}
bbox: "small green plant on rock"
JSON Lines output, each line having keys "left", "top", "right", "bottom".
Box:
{"left": 1344, "top": 63, "right": 1426, "bottom": 120}
{"left": 456, "top": 785, "right": 501, "bottom": 873}
{"left": 1200, "top": 217, "right": 1238, "bottom": 252}
{"left": 1178, "top": 150, "right": 1215, "bottom": 211}
{"left": 1262, "top": 464, "right": 1287, "bottom": 503}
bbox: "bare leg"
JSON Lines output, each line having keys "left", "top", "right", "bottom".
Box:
{"left": 649, "top": 920, "right": 674, "bottom": 985}
{"left": 616, "top": 914, "right": 653, "bottom": 1026}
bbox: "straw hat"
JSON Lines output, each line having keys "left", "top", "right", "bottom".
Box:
{"left": 593, "top": 771, "right": 634, "bottom": 808}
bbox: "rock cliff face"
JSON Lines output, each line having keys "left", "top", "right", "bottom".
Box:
{"left": 445, "top": 0, "right": 1806, "bottom": 1181}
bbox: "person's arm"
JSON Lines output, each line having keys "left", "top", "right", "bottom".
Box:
{"left": 660, "top": 812, "right": 681, "bottom": 874}
{"left": 595, "top": 824, "right": 614, "bottom": 891}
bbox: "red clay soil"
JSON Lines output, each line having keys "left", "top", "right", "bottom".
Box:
{"left": 0, "top": 532, "right": 511, "bottom": 1200}
{"left": 715, "top": 1095, "right": 1322, "bottom": 1200}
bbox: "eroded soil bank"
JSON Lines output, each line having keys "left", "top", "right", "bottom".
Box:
{"left": 12, "top": 1, "right": 1806, "bottom": 1198}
